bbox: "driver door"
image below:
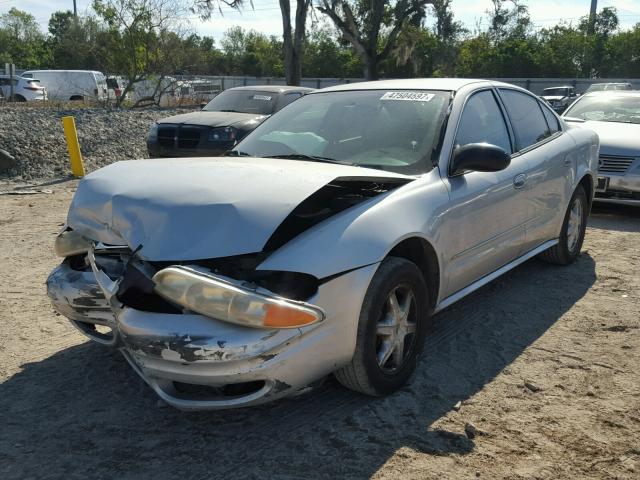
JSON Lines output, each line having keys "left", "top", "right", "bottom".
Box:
{"left": 439, "top": 89, "right": 530, "bottom": 298}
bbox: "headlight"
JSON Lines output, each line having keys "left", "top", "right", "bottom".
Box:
{"left": 207, "top": 126, "right": 236, "bottom": 142}
{"left": 153, "top": 266, "right": 324, "bottom": 329}
{"left": 147, "top": 123, "right": 158, "bottom": 141}
{"left": 55, "top": 229, "right": 92, "bottom": 257}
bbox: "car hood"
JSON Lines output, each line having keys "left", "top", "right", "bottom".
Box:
{"left": 156, "top": 111, "right": 267, "bottom": 127}
{"left": 67, "top": 157, "right": 412, "bottom": 261}
{"left": 578, "top": 121, "right": 640, "bottom": 156}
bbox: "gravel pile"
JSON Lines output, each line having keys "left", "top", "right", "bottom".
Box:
{"left": 0, "top": 105, "right": 192, "bottom": 180}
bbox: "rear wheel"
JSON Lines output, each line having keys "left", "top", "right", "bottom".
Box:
{"left": 11, "top": 94, "right": 26, "bottom": 102}
{"left": 539, "top": 184, "right": 588, "bottom": 265}
{"left": 335, "top": 257, "right": 430, "bottom": 396}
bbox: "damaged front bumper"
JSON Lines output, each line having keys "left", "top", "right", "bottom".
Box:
{"left": 47, "top": 257, "right": 377, "bottom": 410}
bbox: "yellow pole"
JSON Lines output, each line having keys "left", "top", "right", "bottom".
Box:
{"left": 61, "top": 116, "right": 85, "bottom": 177}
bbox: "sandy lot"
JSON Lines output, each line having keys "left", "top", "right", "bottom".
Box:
{"left": 0, "top": 180, "right": 638, "bottom": 479}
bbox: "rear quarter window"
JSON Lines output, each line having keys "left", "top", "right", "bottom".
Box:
{"left": 499, "top": 89, "right": 552, "bottom": 150}
{"left": 539, "top": 102, "right": 561, "bottom": 134}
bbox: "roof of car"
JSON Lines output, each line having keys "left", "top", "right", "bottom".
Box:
{"left": 544, "top": 86, "right": 573, "bottom": 89}
{"left": 314, "top": 78, "right": 512, "bottom": 93}
{"left": 581, "top": 90, "right": 640, "bottom": 98}
{"left": 591, "top": 82, "right": 632, "bottom": 85}
{"left": 22, "top": 70, "right": 104, "bottom": 74}
{"left": 228, "top": 85, "right": 315, "bottom": 93}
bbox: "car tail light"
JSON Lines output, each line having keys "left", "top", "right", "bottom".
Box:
{"left": 24, "top": 82, "right": 42, "bottom": 91}
{"left": 115, "top": 88, "right": 121, "bottom": 97}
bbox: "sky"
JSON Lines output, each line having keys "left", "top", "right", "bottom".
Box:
{"left": 1, "top": 0, "right": 639, "bottom": 42}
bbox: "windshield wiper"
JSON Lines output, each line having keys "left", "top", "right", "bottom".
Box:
{"left": 263, "top": 153, "right": 355, "bottom": 166}
{"left": 219, "top": 109, "right": 241, "bottom": 113}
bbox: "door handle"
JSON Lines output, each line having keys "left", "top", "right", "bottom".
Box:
{"left": 513, "top": 173, "right": 527, "bottom": 189}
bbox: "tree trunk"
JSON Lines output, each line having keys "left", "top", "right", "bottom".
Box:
{"left": 279, "top": 0, "right": 308, "bottom": 86}
{"left": 363, "top": 54, "right": 378, "bottom": 80}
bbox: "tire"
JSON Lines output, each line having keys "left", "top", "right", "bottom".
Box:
{"left": 334, "top": 257, "right": 430, "bottom": 396}
{"left": 11, "top": 94, "right": 26, "bottom": 102}
{"left": 539, "top": 184, "right": 588, "bottom": 265}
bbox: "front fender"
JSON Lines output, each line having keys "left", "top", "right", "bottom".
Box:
{"left": 257, "top": 169, "right": 450, "bottom": 279}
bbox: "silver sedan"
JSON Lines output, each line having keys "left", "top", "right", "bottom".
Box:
{"left": 47, "top": 79, "right": 598, "bottom": 410}
{"left": 563, "top": 91, "right": 640, "bottom": 206}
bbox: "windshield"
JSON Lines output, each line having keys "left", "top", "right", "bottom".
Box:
{"left": 203, "top": 90, "right": 277, "bottom": 115}
{"left": 233, "top": 90, "right": 450, "bottom": 174}
{"left": 564, "top": 95, "right": 640, "bottom": 123}
{"left": 543, "top": 88, "right": 569, "bottom": 96}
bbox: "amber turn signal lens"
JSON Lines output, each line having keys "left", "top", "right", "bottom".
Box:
{"left": 263, "top": 303, "right": 318, "bottom": 328}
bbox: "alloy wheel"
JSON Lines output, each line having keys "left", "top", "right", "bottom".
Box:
{"left": 375, "top": 284, "right": 417, "bottom": 372}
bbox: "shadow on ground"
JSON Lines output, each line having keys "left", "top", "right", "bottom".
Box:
{"left": 0, "top": 253, "right": 596, "bottom": 479}
{"left": 589, "top": 203, "right": 640, "bottom": 233}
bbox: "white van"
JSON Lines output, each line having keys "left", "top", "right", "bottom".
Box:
{"left": 21, "top": 70, "right": 108, "bottom": 102}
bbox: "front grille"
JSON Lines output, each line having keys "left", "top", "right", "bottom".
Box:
{"left": 156, "top": 125, "right": 204, "bottom": 149}
{"left": 177, "top": 127, "right": 202, "bottom": 148}
{"left": 599, "top": 155, "right": 635, "bottom": 174}
{"left": 157, "top": 125, "right": 176, "bottom": 148}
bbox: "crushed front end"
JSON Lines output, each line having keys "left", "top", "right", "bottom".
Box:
{"left": 47, "top": 232, "right": 376, "bottom": 410}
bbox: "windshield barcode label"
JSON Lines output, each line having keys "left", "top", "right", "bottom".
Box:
{"left": 381, "top": 92, "right": 434, "bottom": 102}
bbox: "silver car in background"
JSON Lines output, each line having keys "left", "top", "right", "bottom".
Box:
{"left": 47, "top": 79, "right": 598, "bottom": 410}
{"left": 563, "top": 91, "right": 640, "bottom": 205}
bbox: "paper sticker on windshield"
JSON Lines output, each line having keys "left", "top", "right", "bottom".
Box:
{"left": 253, "top": 95, "right": 272, "bottom": 101}
{"left": 380, "top": 91, "right": 434, "bottom": 102}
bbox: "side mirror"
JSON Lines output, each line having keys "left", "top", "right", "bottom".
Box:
{"left": 450, "top": 143, "right": 511, "bottom": 176}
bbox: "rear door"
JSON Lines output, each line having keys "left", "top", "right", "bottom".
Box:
{"left": 440, "top": 89, "right": 529, "bottom": 297}
{"left": 497, "top": 88, "right": 572, "bottom": 251}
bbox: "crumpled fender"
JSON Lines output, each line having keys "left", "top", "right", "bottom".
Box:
{"left": 258, "top": 169, "right": 450, "bottom": 279}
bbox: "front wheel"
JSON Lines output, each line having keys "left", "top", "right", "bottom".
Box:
{"left": 539, "top": 184, "right": 588, "bottom": 265}
{"left": 334, "top": 257, "right": 430, "bottom": 396}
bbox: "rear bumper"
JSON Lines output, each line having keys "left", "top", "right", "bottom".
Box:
{"left": 47, "top": 260, "right": 377, "bottom": 410}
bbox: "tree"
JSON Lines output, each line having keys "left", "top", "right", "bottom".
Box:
{"left": 317, "top": 0, "right": 434, "bottom": 80}
{"left": 430, "top": 0, "right": 464, "bottom": 75}
{"left": 92, "top": 0, "right": 188, "bottom": 105}
{"left": 578, "top": 7, "right": 619, "bottom": 77}
{"left": 0, "top": 8, "right": 49, "bottom": 68}
{"left": 303, "top": 26, "right": 362, "bottom": 77}
{"left": 279, "top": 0, "right": 311, "bottom": 85}
{"left": 48, "top": 11, "right": 104, "bottom": 69}
{"left": 221, "top": 26, "right": 284, "bottom": 76}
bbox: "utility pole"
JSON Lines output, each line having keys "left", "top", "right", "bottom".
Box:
{"left": 73, "top": 0, "right": 77, "bottom": 17}
{"left": 587, "top": 0, "right": 597, "bottom": 35}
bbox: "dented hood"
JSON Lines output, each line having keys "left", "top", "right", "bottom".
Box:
{"left": 67, "top": 157, "right": 411, "bottom": 261}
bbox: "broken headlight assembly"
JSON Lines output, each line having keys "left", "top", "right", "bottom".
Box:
{"left": 55, "top": 229, "right": 92, "bottom": 257}
{"left": 152, "top": 266, "right": 324, "bottom": 329}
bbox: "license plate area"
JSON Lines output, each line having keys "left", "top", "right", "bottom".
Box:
{"left": 596, "top": 176, "right": 609, "bottom": 193}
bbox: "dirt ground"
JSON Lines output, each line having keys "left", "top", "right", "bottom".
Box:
{"left": 0, "top": 179, "right": 638, "bottom": 480}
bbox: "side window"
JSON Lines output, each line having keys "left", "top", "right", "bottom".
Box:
{"left": 499, "top": 89, "right": 551, "bottom": 150}
{"left": 454, "top": 90, "right": 512, "bottom": 153}
{"left": 540, "top": 102, "right": 561, "bottom": 134}
{"left": 278, "top": 92, "right": 302, "bottom": 110}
